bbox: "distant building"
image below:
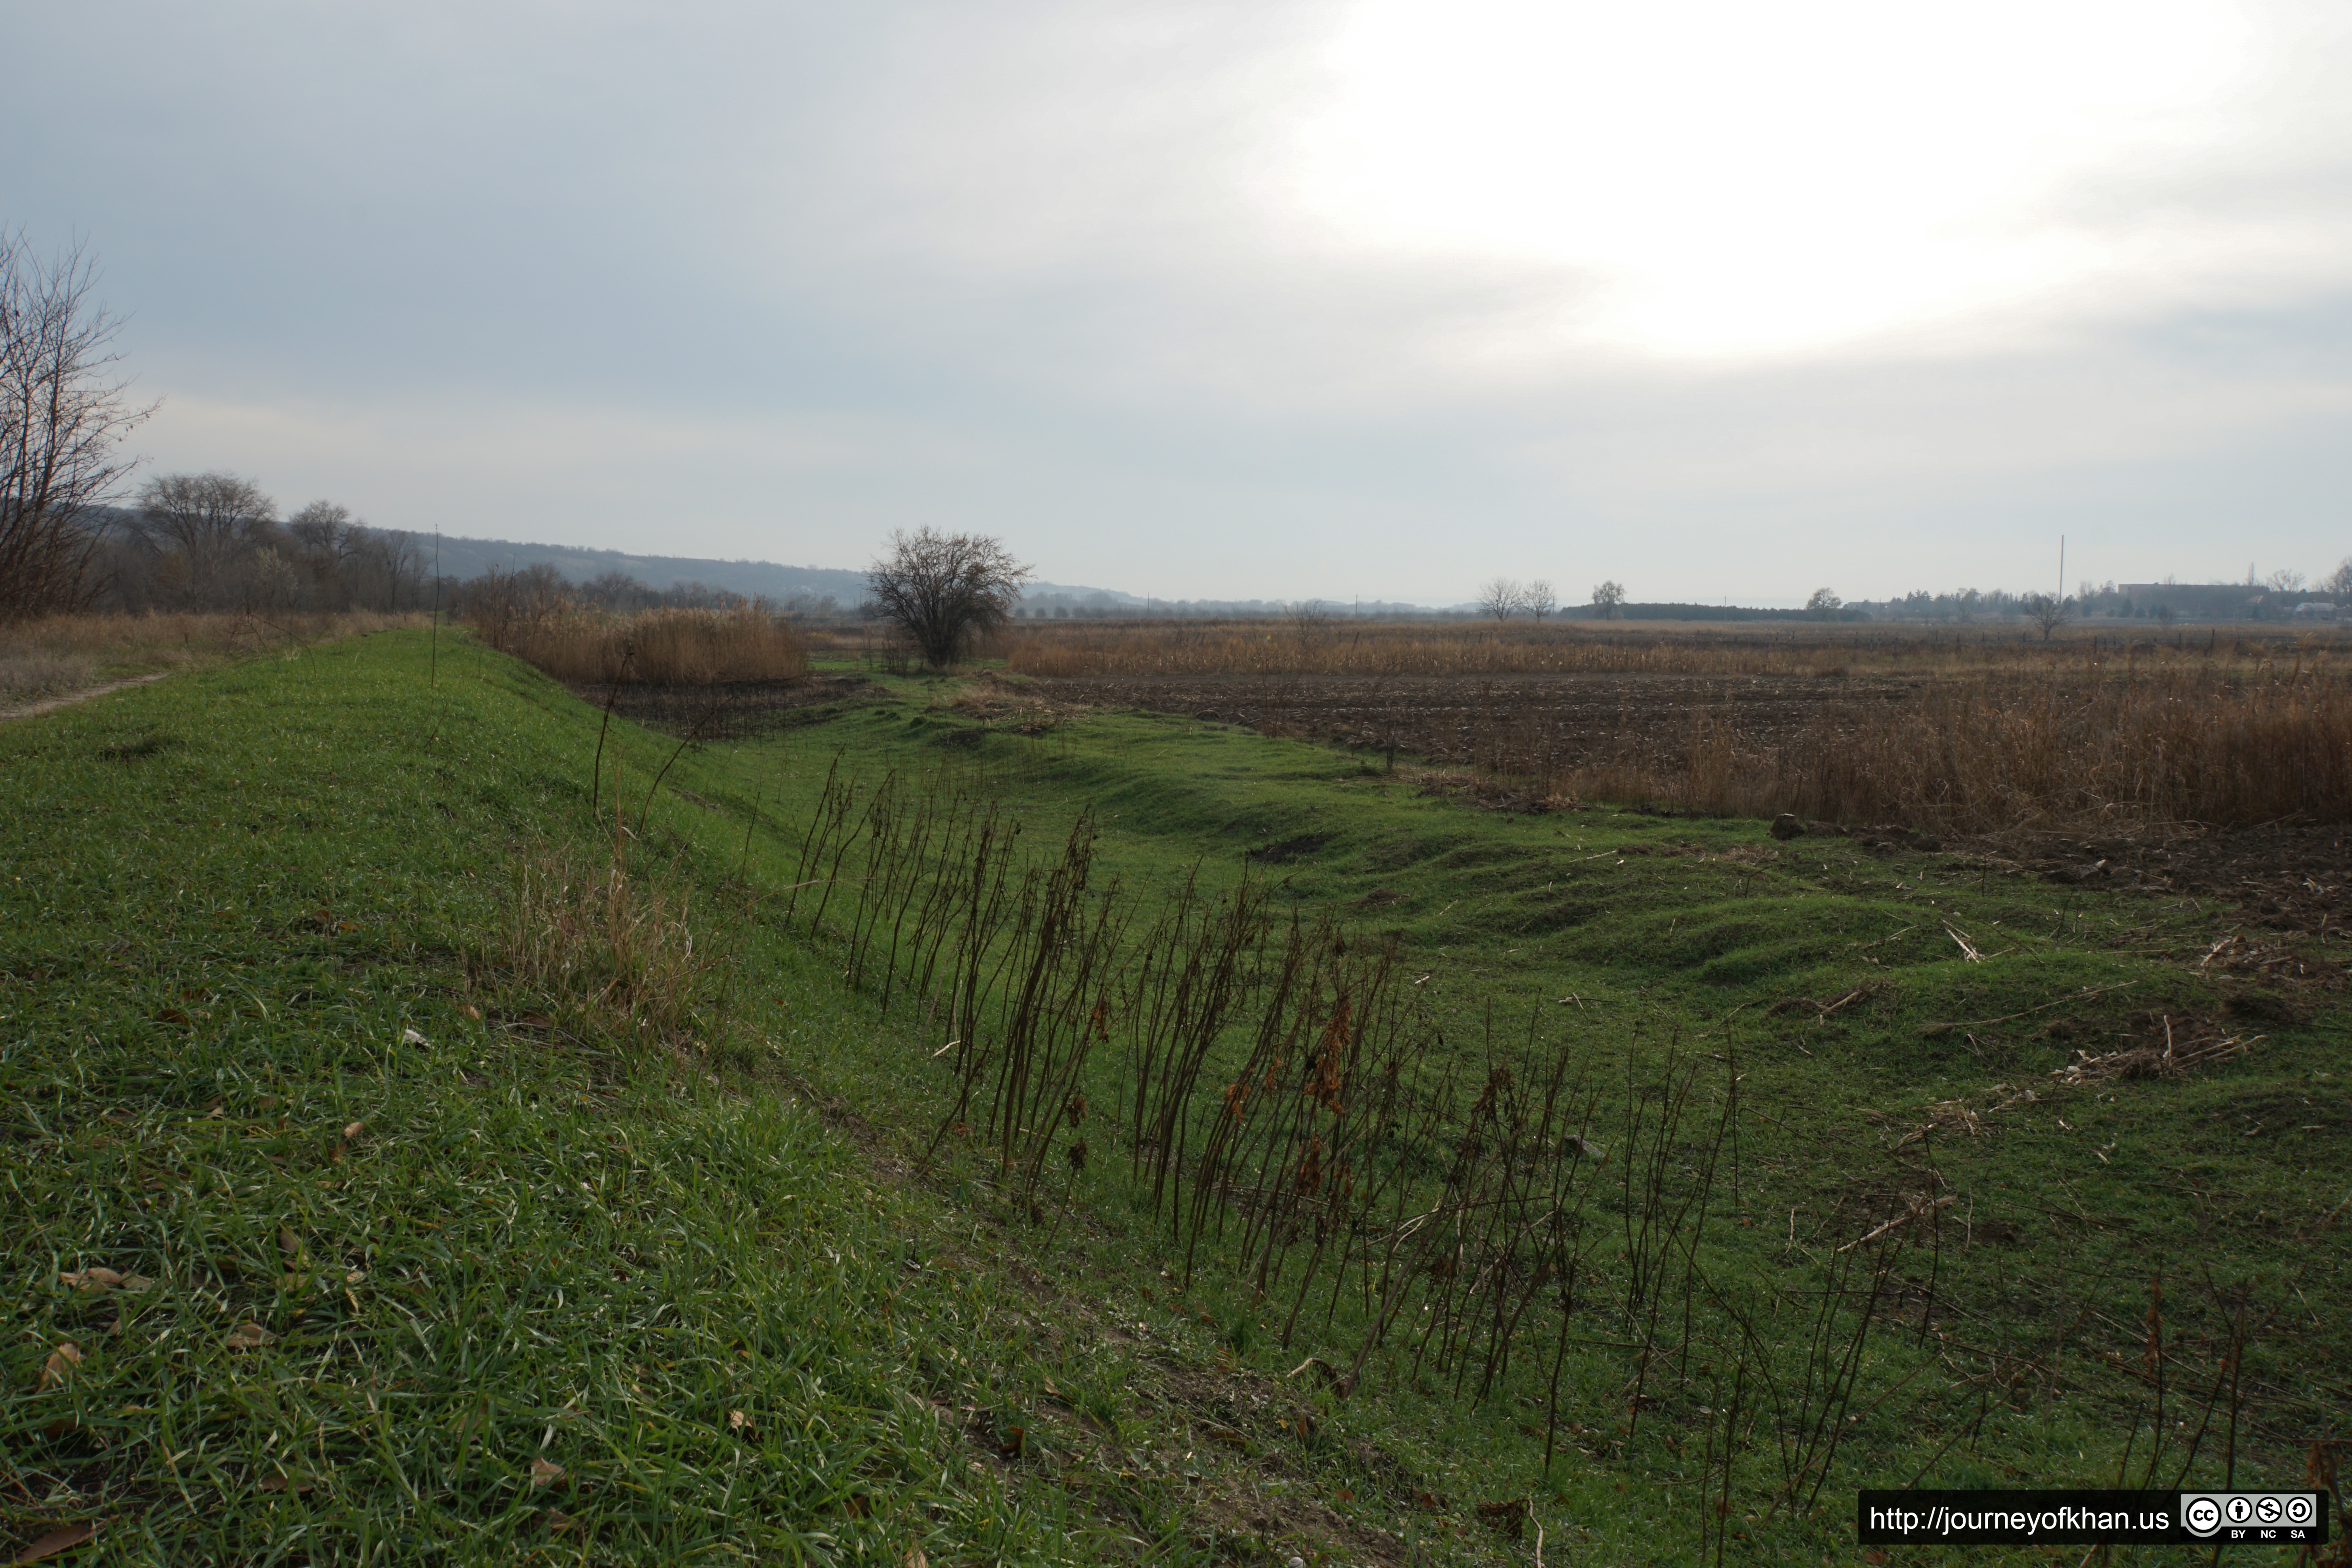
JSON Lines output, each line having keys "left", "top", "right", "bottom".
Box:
{"left": 2293, "top": 601, "right": 2341, "bottom": 623}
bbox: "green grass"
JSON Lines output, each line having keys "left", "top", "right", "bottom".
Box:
{"left": 4, "top": 633, "right": 2344, "bottom": 1565}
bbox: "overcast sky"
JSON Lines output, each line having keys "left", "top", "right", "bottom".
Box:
{"left": 7, "top": 0, "right": 2349, "bottom": 604}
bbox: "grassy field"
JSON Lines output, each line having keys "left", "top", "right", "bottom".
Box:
{"left": 4, "top": 629, "right": 2344, "bottom": 1564}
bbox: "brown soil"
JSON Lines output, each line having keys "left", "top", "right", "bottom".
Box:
{"left": 1955, "top": 823, "right": 2352, "bottom": 941}
{"left": 1039, "top": 669, "right": 1914, "bottom": 770}
{"left": 578, "top": 673, "right": 878, "bottom": 740}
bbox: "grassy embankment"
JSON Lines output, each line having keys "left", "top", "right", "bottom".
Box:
{"left": 4, "top": 628, "right": 2344, "bottom": 1564}
{"left": 0, "top": 612, "right": 424, "bottom": 708}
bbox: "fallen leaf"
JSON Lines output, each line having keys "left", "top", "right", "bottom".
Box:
{"left": 345, "top": 1269, "right": 365, "bottom": 1285}
{"left": 530, "top": 1458, "right": 564, "bottom": 1488}
{"left": 119, "top": 1274, "right": 152, "bottom": 1293}
{"left": 206, "top": 1100, "right": 224, "bottom": 1118}
{"left": 279, "top": 1227, "right": 300, "bottom": 1257}
{"left": 224, "top": 1322, "right": 276, "bottom": 1349}
{"left": 545, "top": 1509, "right": 578, "bottom": 1534}
{"left": 257, "top": 1475, "right": 316, "bottom": 1494}
{"left": 728, "top": 1410, "right": 747, "bottom": 1431}
{"left": 342, "top": 1121, "right": 364, "bottom": 1140}
{"left": 156, "top": 1008, "right": 191, "bottom": 1025}
{"left": 401, "top": 1027, "right": 428, "bottom": 1047}
{"left": 9, "top": 1522, "right": 97, "bottom": 1562}
{"left": 459, "top": 1004, "right": 482, "bottom": 1020}
{"left": 903, "top": 1551, "right": 927, "bottom": 1568}
{"left": 60, "top": 1267, "right": 122, "bottom": 1290}
{"left": 36, "top": 1342, "right": 82, "bottom": 1392}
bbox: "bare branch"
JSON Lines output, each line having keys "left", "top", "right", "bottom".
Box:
{"left": 0, "top": 231, "right": 155, "bottom": 618}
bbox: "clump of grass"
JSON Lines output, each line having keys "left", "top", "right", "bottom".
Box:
{"left": 500, "top": 843, "right": 724, "bottom": 1048}
{"left": 492, "top": 606, "right": 809, "bottom": 686}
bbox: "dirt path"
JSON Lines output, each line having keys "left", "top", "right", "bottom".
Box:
{"left": 0, "top": 671, "right": 174, "bottom": 723}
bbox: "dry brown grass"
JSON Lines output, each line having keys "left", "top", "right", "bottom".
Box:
{"left": 0, "top": 610, "right": 426, "bottom": 704}
{"left": 1006, "top": 617, "right": 2335, "bottom": 680}
{"left": 495, "top": 606, "right": 810, "bottom": 686}
{"left": 500, "top": 843, "right": 722, "bottom": 1048}
{"left": 1551, "top": 667, "right": 2352, "bottom": 830}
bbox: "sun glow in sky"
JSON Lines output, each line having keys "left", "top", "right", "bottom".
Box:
{"left": 1294, "top": 0, "right": 2258, "bottom": 357}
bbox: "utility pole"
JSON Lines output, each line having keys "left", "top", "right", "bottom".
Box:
{"left": 2057, "top": 534, "right": 2065, "bottom": 604}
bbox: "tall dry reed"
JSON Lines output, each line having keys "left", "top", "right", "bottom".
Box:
{"left": 1565, "top": 668, "right": 2352, "bottom": 830}
{"left": 502, "top": 606, "right": 810, "bottom": 686}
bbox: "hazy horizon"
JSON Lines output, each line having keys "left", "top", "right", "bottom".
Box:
{"left": 8, "top": 2, "right": 2349, "bottom": 604}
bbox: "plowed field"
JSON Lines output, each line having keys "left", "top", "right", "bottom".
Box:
{"left": 1035, "top": 669, "right": 1916, "bottom": 769}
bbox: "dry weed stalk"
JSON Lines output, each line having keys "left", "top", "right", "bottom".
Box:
{"left": 2050, "top": 1030, "right": 2261, "bottom": 1086}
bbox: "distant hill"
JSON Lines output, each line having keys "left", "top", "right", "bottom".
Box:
{"left": 409, "top": 533, "right": 1140, "bottom": 609}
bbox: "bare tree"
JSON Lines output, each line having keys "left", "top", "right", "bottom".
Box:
{"left": 2021, "top": 590, "right": 2067, "bottom": 641}
{"left": 1476, "top": 576, "right": 1523, "bottom": 620}
{"left": 2328, "top": 558, "right": 2352, "bottom": 602}
{"left": 1804, "top": 587, "right": 1843, "bottom": 615}
{"left": 133, "top": 472, "right": 276, "bottom": 601}
{"left": 1290, "top": 597, "right": 1334, "bottom": 647}
{"left": 0, "top": 232, "right": 154, "bottom": 618}
{"left": 866, "top": 527, "right": 1032, "bottom": 668}
{"left": 2265, "top": 567, "right": 2307, "bottom": 595}
{"left": 287, "top": 500, "right": 356, "bottom": 559}
{"left": 1521, "top": 579, "right": 1557, "bottom": 620}
{"left": 1590, "top": 580, "right": 1625, "bottom": 619}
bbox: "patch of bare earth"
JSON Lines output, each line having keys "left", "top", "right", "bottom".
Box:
{"left": 575, "top": 674, "right": 877, "bottom": 739}
{"left": 1040, "top": 669, "right": 1915, "bottom": 770}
